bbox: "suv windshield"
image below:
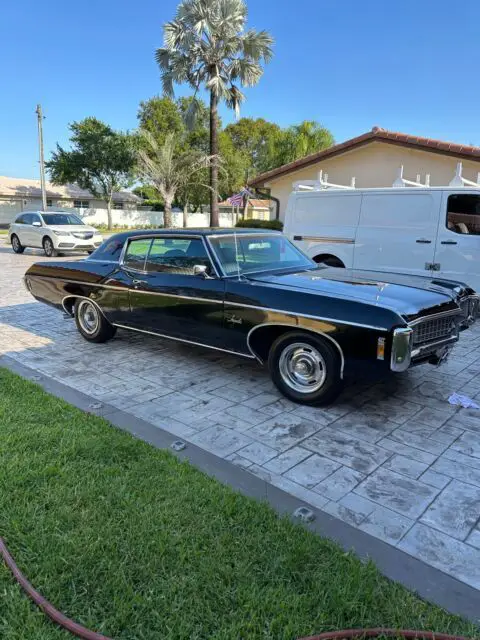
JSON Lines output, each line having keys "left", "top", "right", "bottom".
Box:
{"left": 41, "top": 213, "right": 84, "bottom": 225}
{"left": 209, "top": 233, "right": 314, "bottom": 276}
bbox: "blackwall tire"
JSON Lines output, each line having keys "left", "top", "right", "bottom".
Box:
{"left": 43, "top": 237, "right": 58, "bottom": 257}
{"left": 268, "top": 331, "right": 343, "bottom": 406}
{"left": 74, "top": 299, "right": 117, "bottom": 343}
{"left": 11, "top": 235, "right": 25, "bottom": 254}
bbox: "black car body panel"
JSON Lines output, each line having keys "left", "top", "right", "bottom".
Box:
{"left": 24, "top": 228, "right": 478, "bottom": 376}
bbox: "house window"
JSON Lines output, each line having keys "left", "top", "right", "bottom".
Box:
{"left": 113, "top": 201, "right": 124, "bottom": 210}
{"left": 73, "top": 200, "right": 89, "bottom": 209}
{"left": 447, "top": 194, "right": 480, "bottom": 235}
{"left": 46, "top": 199, "right": 53, "bottom": 207}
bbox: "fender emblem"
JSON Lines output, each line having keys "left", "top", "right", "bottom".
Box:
{"left": 226, "top": 314, "right": 243, "bottom": 325}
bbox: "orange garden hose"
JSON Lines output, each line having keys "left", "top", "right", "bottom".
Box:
{"left": 0, "top": 536, "right": 473, "bottom": 640}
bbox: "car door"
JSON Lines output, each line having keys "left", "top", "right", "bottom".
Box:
{"left": 28, "top": 213, "right": 44, "bottom": 247}
{"left": 18, "top": 213, "right": 34, "bottom": 245}
{"left": 354, "top": 192, "right": 439, "bottom": 276}
{"left": 435, "top": 191, "right": 480, "bottom": 291}
{"left": 120, "top": 235, "right": 228, "bottom": 348}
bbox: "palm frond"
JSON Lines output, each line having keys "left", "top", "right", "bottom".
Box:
{"left": 228, "top": 58, "right": 263, "bottom": 86}
{"left": 225, "top": 84, "right": 245, "bottom": 118}
{"left": 155, "top": 48, "right": 171, "bottom": 71}
{"left": 241, "top": 29, "right": 274, "bottom": 62}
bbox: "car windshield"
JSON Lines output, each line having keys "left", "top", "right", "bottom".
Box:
{"left": 209, "top": 233, "right": 315, "bottom": 276}
{"left": 41, "top": 213, "right": 84, "bottom": 225}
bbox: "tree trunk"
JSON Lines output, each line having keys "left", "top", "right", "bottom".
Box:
{"left": 209, "top": 90, "right": 219, "bottom": 227}
{"left": 164, "top": 199, "right": 173, "bottom": 228}
{"left": 183, "top": 202, "right": 188, "bottom": 228}
{"left": 106, "top": 196, "right": 113, "bottom": 231}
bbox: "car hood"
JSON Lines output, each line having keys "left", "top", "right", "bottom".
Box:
{"left": 248, "top": 267, "right": 461, "bottom": 317}
{"left": 47, "top": 225, "right": 100, "bottom": 234}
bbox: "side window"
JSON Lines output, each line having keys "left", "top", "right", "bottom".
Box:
{"left": 22, "top": 214, "right": 33, "bottom": 225}
{"left": 146, "top": 238, "right": 211, "bottom": 274}
{"left": 15, "top": 215, "right": 25, "bottom": 224}
{"left": 447, "top": 195, "right": 480, "bottom": 235}
{"left": 31, "top": 214, "right": 42, "bottom": 225}
{"left": 123, "top": 238, "right": 152, "bottom": 270}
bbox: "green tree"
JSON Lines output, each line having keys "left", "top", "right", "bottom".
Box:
{"left": 224, "top": 117, "right": 281, "bottom": 178}
{"left": 136, "top": 131, "right": 214, "bottom": 228}
{"left": 47, "top": 118, "right": 135, "bottom": 230}
{"left": 156, "top": 0, "right": 273, "bottom": 226}
{"left": 275, "top": 120, "right": 334, "bottom": 166}
{"left": 137, "top": 96, "right": 184, "bottom": 145}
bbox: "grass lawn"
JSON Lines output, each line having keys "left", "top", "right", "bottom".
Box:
{"left": 0, "top": 368, "right": 477, "bottom": 640}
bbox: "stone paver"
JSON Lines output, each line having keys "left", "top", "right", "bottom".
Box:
{"left": 2, "top": 243, "right": 480, "bottom": 591}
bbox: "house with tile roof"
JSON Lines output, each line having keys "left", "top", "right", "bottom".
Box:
{"left": 249, "top": 127, "right": 480, "bottom": 221}
{"left": 0, "top": 176, "right": 141, "bottom": 226}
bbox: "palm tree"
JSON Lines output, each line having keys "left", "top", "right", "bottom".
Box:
{"left": 278, "top": 121, "right": 334, "bottom": 165}
{"left": 156, "top": 0, "right": 273, "bottom": 227}
{"left": 136, "top": 131, "right": 213, "bottom": 228}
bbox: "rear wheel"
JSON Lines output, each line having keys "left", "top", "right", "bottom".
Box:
{"left": 74, "top": 299, "right": 116, "bottom": 343}
{"left": 11, "top": 234, "right": 25, "bottom": 254}
{"left": 43, "top": 236, "right": 57, "bottom": 257}
{"left": 268, "top": 331, "right": 343, "bottom": 405}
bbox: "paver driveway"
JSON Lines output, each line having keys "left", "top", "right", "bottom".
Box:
{"left": 2, "top": 241, "right": 480, "bottom": 590}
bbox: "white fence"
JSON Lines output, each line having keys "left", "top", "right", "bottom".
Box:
{"left": 78, "top": 207, "right": 237, "bottom": 229}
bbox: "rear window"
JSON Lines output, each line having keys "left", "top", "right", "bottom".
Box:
{"left": 447, "top": 194, "right": 480, "bottom": 235}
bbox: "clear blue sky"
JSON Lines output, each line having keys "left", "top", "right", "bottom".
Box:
{"left": 2, "top": 0, "right": 480, "bottom": 179}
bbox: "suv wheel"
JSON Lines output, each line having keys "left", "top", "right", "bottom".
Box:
{"left": 11, "top": 234, "right": 25, "bottom": 254}
{"left": 268, "top": 331, "right": 343, "bottom": 405}
{"left": 43, "top": 237, "right": 57, "bottom": 257}
{"left": 74, "top": 299, "right": 117, "bottom": 343}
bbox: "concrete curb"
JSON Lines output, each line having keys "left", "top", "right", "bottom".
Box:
{"left": 1, "top": 354, "right": 479, "bottom": 624}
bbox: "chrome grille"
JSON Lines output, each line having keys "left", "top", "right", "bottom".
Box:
{"left": 412, "top": 316, "right": 458, "bottom": 346}
{"left": 72, "top": 232, "right": 93, "bottom": 239}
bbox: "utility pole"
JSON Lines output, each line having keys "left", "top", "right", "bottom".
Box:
{"left": 36, "top": 104, "right": 47, "bottom": 212}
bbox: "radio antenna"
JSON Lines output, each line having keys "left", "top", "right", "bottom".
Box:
{"left": 234, "top": 231, "right": 241, "bottom": 281}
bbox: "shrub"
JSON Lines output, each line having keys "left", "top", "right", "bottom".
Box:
{"left": 235, "top": 218, "right": 283, "bottom": 231}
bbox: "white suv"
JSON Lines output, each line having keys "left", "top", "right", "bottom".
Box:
{"left": 8, "top": 211, "right": 104, "bottom": 257}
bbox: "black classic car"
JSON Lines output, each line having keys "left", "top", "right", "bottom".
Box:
{"left": 24, "top": 228, "right": 479, "bottom": 405}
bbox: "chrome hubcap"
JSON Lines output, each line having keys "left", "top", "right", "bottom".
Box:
{"left": 278, "top": 342, "right": 327, "bottom": 394}
{"left": 44, "top": 239, "right": 52, "bottom": 255}
{"left": 12, "top": 237, "right": 19, "bottom": 250}
{"left": 78, "top": 300, "right": 99, "bottom": 335}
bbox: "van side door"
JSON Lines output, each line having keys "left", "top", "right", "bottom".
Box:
{"left": 435, "top": 191, "right": 480, "bottom": 292}
{"left": 353, "top": 192, "right": 439, "bottom": 276}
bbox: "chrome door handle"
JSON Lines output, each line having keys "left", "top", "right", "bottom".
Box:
{"left": 441, "top": 240, "right": 458, "bottom": 245}
{"left": 416, "top": 238, "right": 432, "bottom": 244}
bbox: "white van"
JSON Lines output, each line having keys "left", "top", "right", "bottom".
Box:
{"left": 284, "top": 181, "right": 480, "bottom": 292}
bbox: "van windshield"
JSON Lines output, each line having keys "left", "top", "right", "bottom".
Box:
{"left": 209, "top": 233, "right": 314, "bottom": 276}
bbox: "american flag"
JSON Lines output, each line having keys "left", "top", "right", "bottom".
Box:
{"left": 227, "top": 188, "right": 252, "bottom": 206}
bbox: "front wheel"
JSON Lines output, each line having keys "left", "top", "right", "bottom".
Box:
{"left": 11, "top": 234, "right": 25, "bottom": 254}
{"left": 43, "top": 236, "right": 57, "bottom": 257}
{"left": 74, "top": 299, "right": 117, "bottom": 343}
{"left": 268, "top": 332, "right": 343, "bottom": 406}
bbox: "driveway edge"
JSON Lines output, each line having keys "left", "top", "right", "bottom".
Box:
{"left": 1, "top": 354, "right": 479, "bottom": 624}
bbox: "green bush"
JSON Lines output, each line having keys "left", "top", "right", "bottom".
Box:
{"left": 235, "top": 218, "right": 283, "bottom": 231}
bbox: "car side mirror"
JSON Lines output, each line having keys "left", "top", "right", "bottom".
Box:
{"left": 32, "top": 221, "right": 42, "bottom": 227}
{"left": 193, "top": 264, "right": 213, "bottom": 279}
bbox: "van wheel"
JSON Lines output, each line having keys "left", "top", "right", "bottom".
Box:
{"left": 11, "top": 234, "right": 25, "bottom": 254}
{"left": 314, "top": 254, "right": 345, "bottom": 268}
{"left": 268, "top": 331, "right": 343, "bottom": 406}
{"left": 43, "top": 237, "right": 57, "bottom": 257}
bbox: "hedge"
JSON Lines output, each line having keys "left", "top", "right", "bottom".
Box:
{"left": 235, "top": 218, "right": 283, "bottom": 231}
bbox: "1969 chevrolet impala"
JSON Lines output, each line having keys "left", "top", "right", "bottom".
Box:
{"left": 24, "top": 228, "right": 479, "bottom": 405}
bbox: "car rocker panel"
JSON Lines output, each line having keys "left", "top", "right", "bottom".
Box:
{"left": 23, "top": 229, "right": 478, "bottom": 406}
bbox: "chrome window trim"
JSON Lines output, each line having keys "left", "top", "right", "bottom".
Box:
{"left": 119, "top": 233, "right": 221, "bottom": 278}
{"left": 111, "top": 323, "right": 255, "bottom": 359}
{"left": 247, "top": 322, "right": 345, "bottom": 376}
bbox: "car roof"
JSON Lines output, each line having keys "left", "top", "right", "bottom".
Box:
{"left": 109, "top": 227, "right": 280, "bottom": 242}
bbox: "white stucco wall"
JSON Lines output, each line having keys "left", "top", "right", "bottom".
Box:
{"left": 262, "top": 142, "right": 480, "bottom": 221}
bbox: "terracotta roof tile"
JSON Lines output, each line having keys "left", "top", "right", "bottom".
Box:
{"left": 249, "top": 127, "right": 480, "bottom": 186}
